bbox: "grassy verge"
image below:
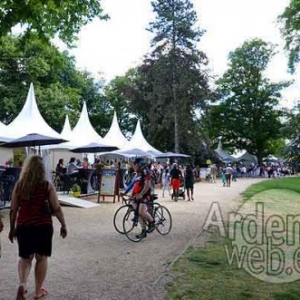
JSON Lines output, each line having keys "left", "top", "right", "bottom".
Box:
{"left": 166, "top": 235, "right": 300, "bottom": 300}
{"left": 242, "top": 177, "right": 300, "bottom": 200}
{"left": 166, "top": 178, "right": 300, "bottom": 300}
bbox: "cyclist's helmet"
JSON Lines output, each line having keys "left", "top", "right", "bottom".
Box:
{"left": 133, "top": 158, "right": 148, "bottom": 167}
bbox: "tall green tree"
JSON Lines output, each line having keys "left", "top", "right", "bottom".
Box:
{"left": 0, "top": 35, "right": 109, "bottom": 134}
{"left": 205, "top": 39, "right": 290, "bottom": 164}
{"left": 104, "top": 70, "right": 140, "bottom": 137}
{"left": 0, "top": 0, "right": 108, "bottom": 46}
{"left": 129, "top": 0, "right": 211, "bottom": 153}
{"left": 281, "top": 102, "right": 300, "bottom": 169}
{"left": 278, "top": 0, "right": 300, "bottom": 72}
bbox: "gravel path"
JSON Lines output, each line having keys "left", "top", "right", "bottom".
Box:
{"left": 0, "top": 178, "right": 262, "bottom": 300}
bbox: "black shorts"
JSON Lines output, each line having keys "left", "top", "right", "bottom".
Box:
{"left": 16, "top": 224, "right": 53, "bottom": 259}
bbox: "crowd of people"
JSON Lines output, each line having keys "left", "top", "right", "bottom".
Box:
{"left": 207, "top": 163, "right": 293, "bottom": 180}
{"left": 124, "top": 160, "right": 198, "bottom": 202}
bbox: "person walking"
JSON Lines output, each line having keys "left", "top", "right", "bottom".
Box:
{"left": 210, "top": 164, "right": 218, "bottom": 183}
{"left": 221, "top": 169, "right": 226, "bottom": 187}
{"left": 225, "top": 164, "right": 234, "bottom": 187}
{"left": 161, "top": 166, "right": 171, "bottom": 197}
{"left": 170, "top": 163, "right": 182, "bottom": 202}
{"left": 8, "top": 155, "right": 67, "bottom": 300}
{"left": 184, "top": 165, "right": 195, "bottom": 201}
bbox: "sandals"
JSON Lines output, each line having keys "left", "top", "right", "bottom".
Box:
{"left": 16, "top": 286, "right": 27, "bottom": 300}
{"left": 33, "top": 289, "right": 48, "bottom": 299}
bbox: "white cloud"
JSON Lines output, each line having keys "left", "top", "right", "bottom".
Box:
{"left": 65, "top": 0, "right": 298, "bottom": 108}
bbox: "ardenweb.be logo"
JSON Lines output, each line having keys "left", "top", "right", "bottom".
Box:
{"left": 203, "top": 202, "right": 300, "bottom": 283}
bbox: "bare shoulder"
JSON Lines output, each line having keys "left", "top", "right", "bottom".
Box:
{"left": 46, "top": 181, "right": 55, "bottom": 191}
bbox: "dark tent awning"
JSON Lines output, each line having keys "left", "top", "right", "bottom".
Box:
{"left": 236, "top": 151, "right": 257, "bottom": 163}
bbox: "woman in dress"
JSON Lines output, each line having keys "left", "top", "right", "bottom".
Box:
{"left": 9, "top": 155, "right": 67, "bottom": 300}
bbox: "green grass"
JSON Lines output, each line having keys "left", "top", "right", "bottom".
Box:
{"left": 166, "top": 177, "right": 300, "bottom": 300}
{"left": 242, "top": 177, "right": 300, "bottom": 200}
{"left": 166, "top": 237, "right": 300, "bottom": 300}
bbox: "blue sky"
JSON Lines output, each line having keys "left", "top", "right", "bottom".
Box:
{"left": 62, "top": 0, "right": 298, "bottom": 108}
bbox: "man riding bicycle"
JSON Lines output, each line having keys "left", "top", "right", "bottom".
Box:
{"left": 125, "top": 158, "right": 155, "bottom": 239}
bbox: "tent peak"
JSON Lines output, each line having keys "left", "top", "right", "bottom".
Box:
{"left": 103, "top": 110, "right": 128, "bottom": 148}
{"left": 6, "top": 83, "right": 60, "bottom": 138}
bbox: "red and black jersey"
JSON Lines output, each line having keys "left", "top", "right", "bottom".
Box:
{"left": 16, "top": 181, "right": 52, "bottom": 227}
{"left": 132, "top": 170, "right": 151, "bottom": 196}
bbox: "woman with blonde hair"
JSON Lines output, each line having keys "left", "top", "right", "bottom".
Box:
{"left": 9, "top": 155, "right": 67, "bottom": 300}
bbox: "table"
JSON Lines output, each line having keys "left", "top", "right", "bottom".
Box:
{"left": 77, "top": 169, "right": 99, "bottom": 195}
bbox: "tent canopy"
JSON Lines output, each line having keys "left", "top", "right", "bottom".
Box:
{"left": 108, "top": 148, "right": 151, "bottom": 157}
{"left": 236, "top": 151, "right": 257, "bottom": 163}
{"left": 70, "top": 142, "right": 118, "bottom": 153}
{"left": 0, "top": 133, "right": 67, "bottom": 148}
{"left": 60, "top": 115, "right": 72, "bottom": 140}
{"left": 214, "top": 139, "right": 236, "bottom": 163}
{"left": 6, "top": 83, "right": 61, "bottom": 138}
{"left": 103, "top": 111, "right": 129, "bottom": 148}
{"left": 71, "top": 101, "right": 104, "bottom": 145}
{"left": 44, "top": 102, "right": 104, "bottom": 150}
{"left": 121, "top": 120, "right": 162, "bottom": 155}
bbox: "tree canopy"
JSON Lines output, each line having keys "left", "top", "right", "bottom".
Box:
{"left": 123, "top": 0, "right": 212, "bottom": 154}
{"left": 279, "top": 0, "right": 300, "bottom": 72}
{"left": 204, "top": 39, "right": 291, "bottom": 164}
{"left": 0, "top": 34, "right": 108, "bottom": 134}
{"left": 0, "top": 0, "right": 108, "bottom": 46}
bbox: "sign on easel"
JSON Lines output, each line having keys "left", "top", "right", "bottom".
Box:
{"left": 97, "top": 168, "right": 120, "bottom": 203}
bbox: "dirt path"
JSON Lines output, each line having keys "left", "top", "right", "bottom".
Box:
{"left": 0, "top": 178, "right": 262, "bottom": 300}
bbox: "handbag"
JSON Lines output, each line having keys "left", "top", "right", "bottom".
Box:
{"left": 45, "top": 199, "right": 54, "bottom": 216}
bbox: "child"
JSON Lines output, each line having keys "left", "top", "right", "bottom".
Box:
{"left": 221, "top": 170, "right": 226, "bottom": 187}
{"left": 162, "top": 168, "right": 171, "bottom": 197}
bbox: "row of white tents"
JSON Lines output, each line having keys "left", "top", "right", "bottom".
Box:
{"left": 0, "top": 83, "right": 162, "bottom": 169}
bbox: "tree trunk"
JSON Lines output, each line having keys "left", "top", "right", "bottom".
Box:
{"left": 173, "top": 82, "right": 179, "bottom": 152}
{"left": 171, "top": 0, "right": 179, "bottom": 152}
{"left": 257, "top": 152, "right": 263, "bottom": 166}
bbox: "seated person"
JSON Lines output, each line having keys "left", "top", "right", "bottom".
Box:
{"left": 76, "top": 158, "right": 82, "bottom": 167}
{"left": 92, "top": 158, "right": 100, "bottom": 168}
{"left": 82, "top": 157, "right": 90, "bottom": 169}
{"left": 56, "top": 158, "right": 65, "bottom": 173}
{"left": 67, "top": 157, "right": 79, "bottom": 175}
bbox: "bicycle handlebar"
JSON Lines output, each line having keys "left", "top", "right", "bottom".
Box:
{"left": 121, "top": 194, "right": 136, "bottom": 204}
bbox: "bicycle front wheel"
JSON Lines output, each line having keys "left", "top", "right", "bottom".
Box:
{"left": 123, "top": 209, "right": 145, "bottom": 242}
{"left": 113, "top": 205, "right": 129, "bottom": 234}
{"left": 154, "top": 205, "right": 172, "bottom": 235}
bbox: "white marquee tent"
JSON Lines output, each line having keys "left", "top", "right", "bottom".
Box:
{"left": 103, "top": 111, "right": 129, "bottom": 149}
{"left": 121, "top": 119, "right": 162, "bottom": 155}
{"left": 0, "top": 121, "right": 13, "bottom": 164}
{"left": 71, "top": 101, "right": 104, "bottom": 145}
{"left": 6, "top": 83, "right": 61, "bottom": 139}
{"left": 60, "top": 115, "right": 72, "bottom": 141}
{"left": 44, "top": 115, "right": 74, "bottom": 168}
{"left": 46, "top": 101, "right": 104, "bottom": 151}
{"left": 0, "top": 121, "right": 13, "bottom": 141}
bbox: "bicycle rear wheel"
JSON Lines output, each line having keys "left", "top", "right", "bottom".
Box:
{"left": 123, "top": 209, "right": 145, "bottom": 242}
{"left": 113, "top": 205, "right": 130, "bottom": 234}
{"left": 154, "top": 205, "right": 172, "bottom": 235}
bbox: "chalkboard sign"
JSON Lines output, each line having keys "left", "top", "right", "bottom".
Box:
{"left": 97, "top": 168, "right": 120, "bottom": 203}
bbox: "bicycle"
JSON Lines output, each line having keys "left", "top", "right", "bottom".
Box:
{"left": 114, "top": 195, "right": 172, "bottom": 242}
{"left": 113, "top": 194, "right": 161, "bottom": 234}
